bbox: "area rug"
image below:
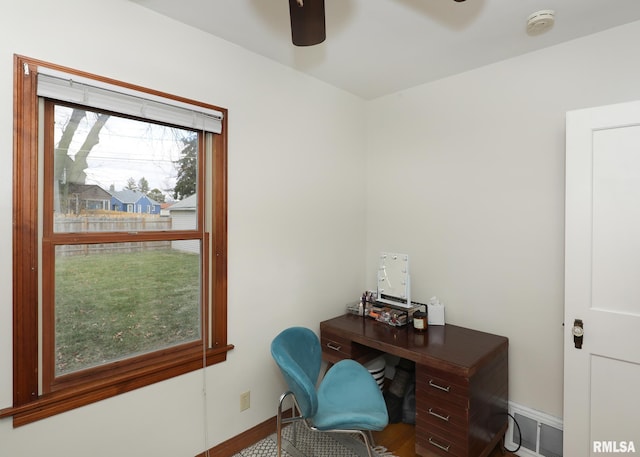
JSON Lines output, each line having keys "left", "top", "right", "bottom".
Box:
{"left": 233, "top": 423, "right": 398, "bottom": 457}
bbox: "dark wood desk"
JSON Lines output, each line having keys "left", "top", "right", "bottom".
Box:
{"left": 320, "top": 314, "right": 509, "bottom": 457}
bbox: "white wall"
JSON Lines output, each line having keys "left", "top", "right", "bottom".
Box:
{"left": 4, "top": 1, "right": 640, "bottom": 454}
{"left": 0, "top": 1, "right": 366, "bottom": 456}
{"left": 365, "top": 20, "right": 640, "bottom": 418}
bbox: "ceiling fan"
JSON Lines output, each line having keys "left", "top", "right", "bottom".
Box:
{"left": 289, "top": 0, "right": 467, "bottom": 46}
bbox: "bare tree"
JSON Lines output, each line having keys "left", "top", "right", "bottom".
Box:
{"left": 55, "top": 109, "right": 110, "bottom": 185}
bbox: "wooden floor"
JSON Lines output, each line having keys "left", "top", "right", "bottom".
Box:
{"left": 372, "top": 423, "right": 518, "bottom": 457}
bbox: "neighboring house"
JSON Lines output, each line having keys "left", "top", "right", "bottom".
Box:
{"left": 168, "top": 194, "right": 198, "bottom": 253}
{"left": 110, "top": 189, "right": 161, "bottom": 214}
{"left": 160, "top": 202, "right": 173, "bottom": 217}
{"left": 64, "top": 183, "right": 112, "bottom": 214}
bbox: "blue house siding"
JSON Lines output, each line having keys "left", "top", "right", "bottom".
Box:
{"left": 110, "top": 189, "right": 161, "bottom": 215}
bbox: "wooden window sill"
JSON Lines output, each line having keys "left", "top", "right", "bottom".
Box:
{"left": 0, "top": 344, "right": 233, "bottom": 427}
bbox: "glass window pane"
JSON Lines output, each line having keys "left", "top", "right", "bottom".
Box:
{"left": 52, "top": 104, "right": 198, "bottom": 232}
{"left": 54, "top": 242, "right": 201, "bottom": 376}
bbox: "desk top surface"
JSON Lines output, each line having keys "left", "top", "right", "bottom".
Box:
{"left": 320, "top": 314, "right": 508, "bottom": 376}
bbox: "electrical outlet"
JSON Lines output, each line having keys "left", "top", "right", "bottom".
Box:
{"left": 240, "top": 391, "right": 250, "bottom": 411}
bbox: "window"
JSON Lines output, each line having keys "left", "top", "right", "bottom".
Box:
{"left": 2, "top": 55, "right": 231, "bottom": 426}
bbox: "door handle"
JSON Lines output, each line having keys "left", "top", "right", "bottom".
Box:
{"left": 572, "top": 319, "right": 584, "bottom": 349}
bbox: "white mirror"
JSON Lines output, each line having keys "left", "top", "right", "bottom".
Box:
{"left": 376, "top": 252, "right": 411, "bottom": 308}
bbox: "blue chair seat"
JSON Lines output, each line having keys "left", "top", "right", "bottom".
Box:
{"left": 314, "top": 359, "right": 389, "bottom": 431}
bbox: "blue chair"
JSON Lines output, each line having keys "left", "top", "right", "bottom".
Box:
{"left": 271, "top": 327, "right": 388, "bottom": 457}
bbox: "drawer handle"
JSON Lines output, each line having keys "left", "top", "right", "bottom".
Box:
{"left": 428, "top": 437, "right": 451, "bottom": 452}
{"left": 428, "top": 379, "right": 451, "bottom": 392}
{"left": 428, "top": 408, "right": 450, "bottom": 422}
{"left": 326, "top": 342, "right": 342, "bottom": 351}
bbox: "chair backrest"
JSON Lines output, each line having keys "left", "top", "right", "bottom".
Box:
{"left": 270, "top": 327, "right": 322, "bottom": 418}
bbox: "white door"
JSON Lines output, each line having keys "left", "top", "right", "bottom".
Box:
{"left": 565, "top": 100, "right": 640, "bottom": 456}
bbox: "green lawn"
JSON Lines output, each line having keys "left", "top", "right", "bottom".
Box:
{"left": 54, "top": 248, "right": 200, "bottom": 375}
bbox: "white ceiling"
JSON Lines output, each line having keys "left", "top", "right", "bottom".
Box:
{"left": 131, "top": 0, "right": 640, "bottom": 100}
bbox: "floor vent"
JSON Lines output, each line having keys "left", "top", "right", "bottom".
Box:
{"left": 505, "top": 402, "right": 563, "bottom": 457}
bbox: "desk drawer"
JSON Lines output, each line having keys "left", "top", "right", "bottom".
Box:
{"left": 320, "top": 330, "right": 378, "bottom": 364}
{"left": 416, "top": 365, "right": 469, "bottom": 409}
{"left": 321, "top": 331, "right": 352, "bottom": 363}
{"left": 416, "top": 430, "right": 467, "bottom": 457}
{"left": 416, "top": 398, "right": 468, "bottom": 440}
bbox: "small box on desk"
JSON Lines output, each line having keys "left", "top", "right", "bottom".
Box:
{"left": 427, "top": 300, "right": 445, "bottom": 325}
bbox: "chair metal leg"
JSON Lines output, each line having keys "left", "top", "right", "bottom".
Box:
{"left": 291, "top": 409, "right": 298, "bottom": 449}
{"left": 356, "top": 430, "right": 375, "bottom": 457}
{"left": 276, "top": 393, "right": 285, "bottom": 457}
{"left": 367, "top": 430, "right": 377, "bottom": 447}
{"left": 277, "top": 391, "right": 305, "bottom": 457}
{"left": 277, "top": 390, "right": 379, "bottom": 457}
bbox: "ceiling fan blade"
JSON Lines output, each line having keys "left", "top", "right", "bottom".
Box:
{"left": 288, "top": 0, "right": 326, "bottom": 46}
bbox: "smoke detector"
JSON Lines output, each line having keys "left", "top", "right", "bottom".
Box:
{"left": 527, "top": 9, "right": 555, "bottom": 35}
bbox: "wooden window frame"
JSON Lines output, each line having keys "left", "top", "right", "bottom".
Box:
{"left": 1, "top": 55, "right": 232, "bottom": 427}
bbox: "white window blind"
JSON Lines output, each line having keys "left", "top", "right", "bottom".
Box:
{"left": 36, "top": 67, "right": 223, "bottom": 134}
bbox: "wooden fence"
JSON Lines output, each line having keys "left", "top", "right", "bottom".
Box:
{"left": 54, "top": 213, "right": 172, "bottom": 256}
